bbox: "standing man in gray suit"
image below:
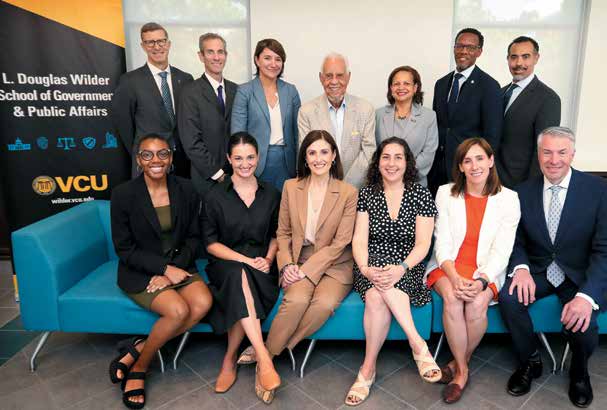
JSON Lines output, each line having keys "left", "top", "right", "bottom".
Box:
{"left": 111, "top": 22, "right": 193, "bottom": 177}
{"left": 178, "top": 33, "right": 237, "bottom": 198}
{"left": 298, "top": 53, "right": 376, "bottom": 188}
{"left": 497, "top": 36, "right": 561, "bottom": 188}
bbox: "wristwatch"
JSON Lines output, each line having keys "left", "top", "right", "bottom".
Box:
{"left": 400, "top": 261, "right": 409, "bottom": 274}
{"left": 475, "top": 277, "right": 489, "bottom": 291}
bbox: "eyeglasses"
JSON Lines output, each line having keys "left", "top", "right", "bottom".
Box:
{"left": 138, "top": 148, "right": 171, "bottom": 161}
{"left": 142, "top": 38, "right": 168, "bottom": 48}
{"left": 454, "top": 44, "right": 481, "bottom": 52}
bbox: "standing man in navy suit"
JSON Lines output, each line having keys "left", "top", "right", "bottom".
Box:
{"left": 499, "top": 127, "right": 607, "bottom": 408}
{"left": 428, "top": 28, "right": 502, "bottom": 196}
{"left": 111, "top": 22, "right": 194, "bottom": 178}
{"left": 497, "top": 36, "right": 561, "bottom": 188}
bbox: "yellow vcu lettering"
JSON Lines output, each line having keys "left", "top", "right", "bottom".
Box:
{"left": 73, "top": 176, "right": 91, "bottom": 192}
{"left": 54, "top": 175, "right": 108, "bottom": 192}
{"left": 90, "top": 175, "right": 108, "bottom": 191}
{"left": 55, "top": 176, "right": 73, "bottom": 192}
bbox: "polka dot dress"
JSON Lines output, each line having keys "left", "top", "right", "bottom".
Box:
{"left": 353, "top": 184, "right": 437, "bottom": 306}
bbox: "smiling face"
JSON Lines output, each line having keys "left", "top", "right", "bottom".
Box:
{"left": 390, "top": 70, "right": 417, "bottom": 105}
{"left": 508, "top": 41, "right": 539, "bottom": 82}
{"left": 305, "top": 138, "right": 336, "bottom": 178}
{"left": 379, "top": 143, "right": 407, "bottom": 184}
{"left": 228, "top": 143, "right": 258, "bottom": 179}
{"left": 454, "top": 32, "right": 482, "bottom": 71}
{"left": 199, "top": 38, "right": 227, "bottom": 79}
{"left": 141, "top": 29, "right": 171, "bottom": 69}
{"left": 459, "top": 143, "right": 494, "bottom": 188}
{"left": 137, "top": 138, "right": 172, "bottom": 181}
{"left": 538, "top": 134, "right": 575, "bottom": 185}
{"left": 320, "top": 57, "right": 350, "bottom": 105}
{"left": 255, "top": 47, "right": 283, "bottom": 81}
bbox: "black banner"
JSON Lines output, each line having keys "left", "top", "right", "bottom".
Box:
{"left": 0, "top": 1, "right": 129, "bottom": 231}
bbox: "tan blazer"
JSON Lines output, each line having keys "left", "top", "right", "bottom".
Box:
{"left": 276, "top": 176, "right": 357, "bottom": 285}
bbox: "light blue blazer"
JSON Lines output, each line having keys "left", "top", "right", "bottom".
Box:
{"left": 231, "top": 77, "right": 301, "bottom": 177}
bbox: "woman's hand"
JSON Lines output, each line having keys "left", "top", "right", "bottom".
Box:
{"left": 454, "top": 277, "right": 481, "bottom": 301}
{"left": 281, "top": 264, "right": 304, "bottom": 288}
{"left": 146, "top": 275, "right": 171, "bottom": 293}
{"left": 376, "top": 265, "right": 405, "bottom": 291}
{"left": 245, "top": 257, "right": 271, "bottom": 273}
{"left": 164, "top": 265, "right": 192, "bottom": 285}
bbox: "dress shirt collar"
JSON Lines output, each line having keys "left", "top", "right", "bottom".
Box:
{"left": 543, "top": 167, "right": 572, "bottom": 192}
{"left": 511, "top": 73, "right": 535, "bottom": 90}
{"left": 326, "top": 95, "right": 346, "bottom": 112}
{"left": 147, "top": 62, "right": 171, "bottom": 77}
{"left": 204, "top": 72, "right": 225, "bottom": 93}
{"left": 455, "top": 64, "right": 475, "bottom": 80}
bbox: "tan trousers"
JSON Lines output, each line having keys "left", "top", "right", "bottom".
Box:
{"left": 266, "top": 274, "right": 351, "bottom": 356}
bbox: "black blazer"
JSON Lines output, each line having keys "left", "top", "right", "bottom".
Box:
{"left": 510, "top": 169, "right": 607, "bottom": 310}
{"left": 111, "top": 64, "right": 194, "bottom": 154}
{"left": 430, "top": 65, "right": 502, "bottom": 187}
{"left": 111, "top": 174, "right": 201, "bottom": 293}
{"left": 178, "top": 73, "right": 237, "bottom": 196}
{"left": 496, "top": 76, "right": 561, "bottom": 188}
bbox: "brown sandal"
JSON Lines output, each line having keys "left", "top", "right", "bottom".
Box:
{"left": 237, "top": 345, "right": 256, "bottom": 365}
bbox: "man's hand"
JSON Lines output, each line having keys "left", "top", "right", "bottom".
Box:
{"left": 508, "top": 268, "right": 536, "bottom": 306}
{"left": 562, "top": 296, "right": 593, "bottom": 333}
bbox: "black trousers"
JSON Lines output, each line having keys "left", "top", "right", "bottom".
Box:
{"left": 498, "top": 274, "right": 599, "bottom": 379}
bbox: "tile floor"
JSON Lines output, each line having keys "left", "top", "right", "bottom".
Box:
{"left": 1, "top": 260, "right": 607, "bottom": 409}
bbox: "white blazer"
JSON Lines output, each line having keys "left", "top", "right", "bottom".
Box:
{"left": 425, "top": 183, "right": 521, "bottom": 296}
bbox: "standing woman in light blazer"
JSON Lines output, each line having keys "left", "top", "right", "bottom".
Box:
{"left": 237, "top": 130, "right": 357, "bottom": 404}
{"left": 425, "top": 137, "right": 520, "bottom": 404}
{"left": 376, "top": 66, "right": 438, "bottom": 187}
{"left": 231, "top": 38, "right": 301, "bottom": 191}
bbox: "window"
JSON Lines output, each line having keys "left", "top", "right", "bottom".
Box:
{"left": 122, "top": 0, "right": 250, "bottom": 83}
{"left": 453, "top": 0, "right": 590, "bottom": 128}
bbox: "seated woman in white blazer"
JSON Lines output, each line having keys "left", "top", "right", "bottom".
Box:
{"left": 425, "top": 137, "right": 520, "bottom": 404}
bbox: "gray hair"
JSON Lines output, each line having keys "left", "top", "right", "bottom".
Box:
{"left": 537, "top": 126, "right": 576, "bottom": 147}
{"left": 320, "top": 52, "right": 350, "bottom": 73}
{"left": 199, "top": 32, "right": 227, "bottom": 52}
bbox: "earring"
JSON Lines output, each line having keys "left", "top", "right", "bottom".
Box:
{"left": 169, "top": 164, "right": 175, "bottom": 173}
{"left": 332, "top": 160, "right": 336, "bottom": 165}
{"left": 304, "top": 162, "right": 309, "bottom": 168}
{"left": 136, "top": 165, "right": 143, "bottom": 174}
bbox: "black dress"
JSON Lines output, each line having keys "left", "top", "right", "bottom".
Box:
{"left": 353, "top": 184, "right": 437, "bottom": 306}
{"left": 202, "top": 178, "right": 281, "bottom": 334}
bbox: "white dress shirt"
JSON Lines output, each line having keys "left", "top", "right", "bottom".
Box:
{"left": 447, "top": 64, "right": 476, "bottom": 101}
{"left": 505, "top": 73, "right": 535, "bottom": 112}
{"left": 147, "top": 62, "right": 175, "bottom": 111}
{"left": 327, "top": 97, "right": 346, "bottom": 148}
{"left": 511, "top": 168, "right": 599, "bottom": 309}
{"left": 203, "top": 73, "right": 226, "bottom": 180}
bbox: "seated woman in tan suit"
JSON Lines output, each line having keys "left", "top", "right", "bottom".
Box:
{"left": 238, "top": 129, "right": 357, "bottom": 404}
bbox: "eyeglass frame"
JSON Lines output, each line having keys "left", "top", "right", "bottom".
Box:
{"left": 453, "top": 43, "right": 482, "bottom": 52}
{"left": 137, "top": 148, "right": 172, "bottom": 161}
{"left": 142, "top": 38, "right": 168, "bottom": 48}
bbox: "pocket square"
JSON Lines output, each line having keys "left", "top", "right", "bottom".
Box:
{"left": 351, "top": 131, "right": 360, "bottom": 136}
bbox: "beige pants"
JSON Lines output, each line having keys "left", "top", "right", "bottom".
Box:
{"left": 266, "top": 274, "right": 351, "bottom": 356}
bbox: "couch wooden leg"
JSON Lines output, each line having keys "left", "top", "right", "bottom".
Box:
{"left": 433, "top": 333, "right": 444, "bottom": 361}
{"left": 560, "top": 342, "right": 570, "bottom": 373}
{"left": 299, "top": 339, "right": 317, "bottom": 378}
{"left": 29, "top": 331, "right": 51, "bottom": 372}
{"left": 157, "top": 349, "right": 165, "bottom": 373}
{"left": 172, "top": 332, "right": 191, "bottom": 370}
{"left": 538, "top": 332, "right": 557, "bottom": 374}
{"left": 288, "top": 348, "right": 296, "bottom": 372}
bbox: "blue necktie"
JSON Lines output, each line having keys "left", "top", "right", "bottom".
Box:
{"left": 217, "top": 84, "right": 225, "bottom": 115}
{"left": 447, "top": 73, "right": 463, "bottom": 115}
{"left": 503, "top": 83, "right": 518, "bottom": 114}
{"left": 546, "top": 185, "right": 565, "bottom": 287}
{"left": 158, "top": 71, "right": 175, "bottom": 124}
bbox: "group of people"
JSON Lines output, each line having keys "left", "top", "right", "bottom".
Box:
{"left": 107, "top": 22, "right": 607, "bottom": 410}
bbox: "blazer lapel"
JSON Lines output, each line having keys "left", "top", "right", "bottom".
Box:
{"left": 554, "top": 170, "right": 578, "bottom": 246}
{"left": 477, "top": 193, "right": 496, "bottom": 255}
{"left": 315, "top": 178, "right": 340, "bottom": 234}
{"left": 277, "top": 80, "right": 289, "bottom": 129}
{"left": 200, "top": 74, "right": 224, "bottom": 116}
{"left": 252, "top": 77, "right": 271, "bottom": 125}
{"left": 143, "top": 65, "right": 171, "bottom": 125}
{"left": 135, "top": 175, "right": 162, "bottom": 237}
{"left": 224, "top": 80, "right": 237, "bottom": 119}
{"left": 505, "top": 76, "right": 538, "bottom": 120}
{"left": 296, "top": 178, "right": 308, "bottom": 233}
{"left": 342, "top": 94, "right": 357, "bottom": 143}
{"left": 533, "top": 178, "right": 552, "bottom": 245}
{"left": 170, "top": 68, "right": 184, "bottom": 116}
{"left": 315, "top": 97, "right": 335, "bottom": 135}
{"left": 381, "top": 106, "right": 394, "bottom": 138}
{"left": 167, "top": 175, "right": 180, "bottom": 247}
{"left": 402, "top": 103, "right": 421, "bottom": 139}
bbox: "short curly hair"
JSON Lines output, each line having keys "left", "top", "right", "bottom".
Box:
{"left": 366, "top": 137, "right": 418, "bottom": 192}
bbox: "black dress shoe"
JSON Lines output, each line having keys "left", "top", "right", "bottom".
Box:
{"left": 569, "top": 376, "right": 593, "bottom": 408}
{"left": 507, "top": 359, "right": 543, "bottom": 396}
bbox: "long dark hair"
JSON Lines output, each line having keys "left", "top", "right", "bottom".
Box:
{"left": 228, "top": 132, "right": 258, "bottom": 155}
{"left": 366, "top": 137, "right": 418, "bottom": 192}
{"left": 450, "top": 137, "right": 501, "bottom": 197}
{"left": 297, "top": 130, "right": 344, "bottom": 180}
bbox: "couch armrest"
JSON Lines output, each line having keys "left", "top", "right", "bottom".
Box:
{"left": 12, "top": 201, "right": 110, "bottom": 331}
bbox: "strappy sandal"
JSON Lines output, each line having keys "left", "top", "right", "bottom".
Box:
{"left": 121, "top": 371, "right": 146, "bottom": 409}
{"left": 255, "top": 369, "right": 275, "bottom": 404}
{"left": 413, "top": 343, "right": 442, "bottom": 383}
{"left": 345, "top": 370, "right": 376, "bottom": 406}
{"left": 109, "top": 337, "right": 144, "bottom": 384}
{"left": 237, "top": 345, "right": 256, "bottom": 365}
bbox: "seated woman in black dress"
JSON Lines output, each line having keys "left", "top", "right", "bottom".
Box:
{"left": 202, "top": 132, "right": 282, "bottom": 396}
{"left": 345, "top": 137, "right": 441, "bottom": 406}
{"left": 110, "top": 135, "right": 213, "bottom": 409}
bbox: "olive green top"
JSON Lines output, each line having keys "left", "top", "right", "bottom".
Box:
{"left": 155, "top": 205, "right": 173, "bottom": 255}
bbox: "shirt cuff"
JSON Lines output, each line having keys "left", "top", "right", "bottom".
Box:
{"left": 509, "top": 264, "right": 530, "bottom": 278}
{"left": 211, "top": 169, "right": 224, "bottom": 181}
{"left": 576, "top": 292, "right": 600, "bottom": 310}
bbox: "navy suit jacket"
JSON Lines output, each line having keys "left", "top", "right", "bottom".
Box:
{"left": 510, "top": 169, "right": 607, "bottom": 310}
{"left": 431, "top": 65, "right": 502, "bottom": 178}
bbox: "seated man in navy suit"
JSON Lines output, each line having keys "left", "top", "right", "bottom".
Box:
{"left": 499, "top": 126, "right": 607, "bottom": 408}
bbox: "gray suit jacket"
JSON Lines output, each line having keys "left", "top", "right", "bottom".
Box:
{"left": 298, "top": 94, "right": 376, "bottom": 188}
{"left": 375, "top": 103, "right": 438, "bottom": 187}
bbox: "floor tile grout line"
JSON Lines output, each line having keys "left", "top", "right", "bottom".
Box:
{"left": 153, "top": 384, "right": 208, "bottom": 409}
{"left": 180, "top": 359, "right": 211, "bottom": 384}
{"left": 281, "top": 382, "right": 331, "bottom": 410}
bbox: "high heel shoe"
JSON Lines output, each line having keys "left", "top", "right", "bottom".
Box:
{"left": 121, "top": 370, "right": 146, "bottom": 409}
{"left": 108, "top": 337, "right": 144, "bottom": 384}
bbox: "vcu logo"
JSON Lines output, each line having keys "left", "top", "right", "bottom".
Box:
{"left": 32, "top": 175, "right": 108, "bottom": 195}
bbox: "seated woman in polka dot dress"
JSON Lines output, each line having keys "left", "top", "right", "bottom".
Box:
{"left": 345, "top": 137, "right": 441, "bottom": 406}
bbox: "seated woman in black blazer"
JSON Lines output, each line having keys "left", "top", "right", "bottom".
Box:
{"left": 110, "top": 135, "right": 212, "bottom": 409}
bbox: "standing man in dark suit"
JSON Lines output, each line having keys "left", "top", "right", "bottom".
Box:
{"left": 178, "top": 33, "right": 237, "bottom": 198}
{"left": 499, "top": 126, "right": 607, "bottom": 408}
{"left": 497, "top": 36, "right": 561, "bottom": 188}
{"left": 428, "top": 28, "right": 502, "bottom": 196}
{"left": 111, "top": 22, "right": 193, "bottom": 178}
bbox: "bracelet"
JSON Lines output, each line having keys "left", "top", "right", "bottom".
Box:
{"left": 400, "top": 261, "right": 409, "bottom": 274}
{"left": 475, "top": 277, "right": 489, "bottom": 291}
{"left": 161, "top": 264, "right": 168, "bottom": 275}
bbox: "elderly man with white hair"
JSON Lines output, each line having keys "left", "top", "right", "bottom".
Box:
{"left": 297, "top": 52, "right": 376, "bottom": 188}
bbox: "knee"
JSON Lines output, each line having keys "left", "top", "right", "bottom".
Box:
{"left": 283, "top": 288, "right": 312, "bottom": 311}
{"left": 365, "top": 289, "right": 388, "bottom": 312}
{"left": 165, "top": 299, "right": 190, "bottom": 323}
{"left": 465, "top": 298, "right": 488, "bottom": 322}
{"left": 189, "top": 294, "right": 213, "bottom": 320}
{"left": 442, "top": 291, "right": 463, "bottom": 319}
{"left": 311, "top": 297, "right": 337, "bottom": 317}
{"left": 497, "top": 287, "right": 520, "bottom": 311}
